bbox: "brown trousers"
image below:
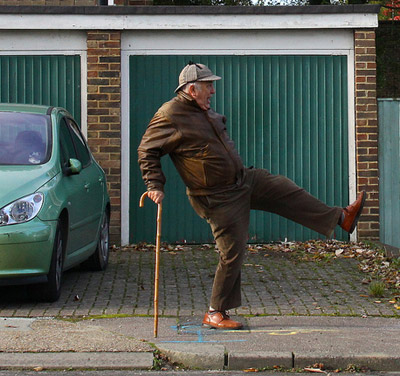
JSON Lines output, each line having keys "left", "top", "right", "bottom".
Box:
{"left": 188, "top": 168, "right": 342, "bottom": 311}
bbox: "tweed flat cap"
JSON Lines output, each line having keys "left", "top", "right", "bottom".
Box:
{"left": 175, "top": 62, "right": 221, "bottom": 93}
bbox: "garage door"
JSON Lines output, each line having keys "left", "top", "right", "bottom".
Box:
{"left": 130, "top": 55, "right": 349, "bottom": 244}
{"left": 0, "top": 55, "right": 81, "bottom": 123}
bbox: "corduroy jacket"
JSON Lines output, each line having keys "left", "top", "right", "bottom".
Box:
{"left": 138, "top": 91, "right": 245, "bottom": 196}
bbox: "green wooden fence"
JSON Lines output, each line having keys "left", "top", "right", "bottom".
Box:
{"left": 379, "top": 99, "right": 400, "bottom": 248}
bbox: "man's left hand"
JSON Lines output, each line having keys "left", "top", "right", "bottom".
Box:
{"left": 148, "top": 190, "right": 164, "bottom": 204}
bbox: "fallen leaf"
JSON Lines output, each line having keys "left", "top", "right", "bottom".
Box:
{"left": 244, "top": 368, "right": 259, "bottom": 372}
{"left": 33, "top": 367, "right": 43, "bottom": 372}
{"left": 304, "top": 368, "right": 327, "bottom": 374}
{"left": 335, "top": 249, "right": 344, "bottom": 256}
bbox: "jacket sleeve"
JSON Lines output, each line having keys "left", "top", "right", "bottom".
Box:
{"left": 137, "top": 111, "right": 181, "bottom": 192}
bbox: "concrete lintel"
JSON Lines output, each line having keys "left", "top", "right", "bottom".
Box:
{"left": 0, "top": 12, "right": 378, "bottom": 31}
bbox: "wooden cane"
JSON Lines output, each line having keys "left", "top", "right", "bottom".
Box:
{"left": 139, "top": 191, "right": 162, "bottom": 338}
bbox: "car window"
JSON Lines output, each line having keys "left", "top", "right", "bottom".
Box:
{"left": 59, "top": 118, "right": 77, "bottom": 169}
{"left": 62, "top": 117, "right": 91, "bottom": 168}
{"left": 0, "top": 112, "right": 51, "bottom": 165}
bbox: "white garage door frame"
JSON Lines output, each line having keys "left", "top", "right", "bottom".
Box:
{"left": 120, "top": 29, "right": 356, "bottom": 245}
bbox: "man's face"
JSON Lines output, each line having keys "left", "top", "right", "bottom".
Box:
{"left": 192, "top": 81, "right": 215, "bottom": 111}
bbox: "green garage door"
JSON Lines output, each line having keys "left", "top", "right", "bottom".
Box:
{"left": 130, "top": 55, "right": 349, "bottom": 244}
{"left": 0, "top": 55, "right": 81, "bottom": 123}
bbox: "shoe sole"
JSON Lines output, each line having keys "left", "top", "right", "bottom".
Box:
{"left": 349, "top": 191, "right": 366, "bottom": 234}
{"left": 202, "top": 323, "right": 243, "bottom": 330}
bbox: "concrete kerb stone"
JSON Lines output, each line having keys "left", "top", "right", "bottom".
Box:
{"left": 155, "top": 343, "right": 226, "bottom": 370}
{"left": 227, "top": 351, "right": 293, "bottom": 370}
{"left": 0, "top": 352, "right": 154, "bottom": 370}
{"left": 293, "top": 353, "right": 400, "bottom": 372}
{"left": 155, "top": 347, "right": 400, "bottom": 371}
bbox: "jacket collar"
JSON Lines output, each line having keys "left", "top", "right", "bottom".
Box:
{"left": 177, "top": 90, "right": 204, "bottom": 111}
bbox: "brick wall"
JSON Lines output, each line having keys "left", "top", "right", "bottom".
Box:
{"left": 354, "top": 29, "right": 379, "bottom": 240}
{"left": 87, "top": 31, "right": 121, "bottom": 244}
{"left": 376, "top": 21, "right": 400, "bottom": 98}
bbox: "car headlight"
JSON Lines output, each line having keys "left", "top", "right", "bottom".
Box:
{"left": 0, "top": 193, "right": 44, "bottom": 226}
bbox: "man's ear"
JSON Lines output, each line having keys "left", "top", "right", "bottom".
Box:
{"left": 188, "top": 83, "right": 197, "bottom": 98}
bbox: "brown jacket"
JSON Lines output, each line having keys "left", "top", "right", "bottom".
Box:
{"left": 138, "top": 92, "right": 245, "bottom": 196}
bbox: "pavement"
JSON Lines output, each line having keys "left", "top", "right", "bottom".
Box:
{"left": 0, "top": 244, "right": 399, "bottom": 372}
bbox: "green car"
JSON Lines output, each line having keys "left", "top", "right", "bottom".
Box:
{"left": 0, "top": 104, "right": 110, "bottom": 302}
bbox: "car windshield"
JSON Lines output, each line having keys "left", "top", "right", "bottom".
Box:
{"left": 0, "top": 112, "right": 51, "bottom": 165}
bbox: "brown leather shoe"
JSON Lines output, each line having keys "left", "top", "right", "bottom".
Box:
{"left": 202, "top": 311, "right": 243, "bottom": 330}
{"left": 340, "top": 191, "right": 366, "bottom": 234}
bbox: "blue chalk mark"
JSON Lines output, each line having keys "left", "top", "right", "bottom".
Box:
{"left": 160, "top": 339, "right": 246, "bottom": 343}
{"left": 167, "top": 323, "right": 247, "bottom": 344}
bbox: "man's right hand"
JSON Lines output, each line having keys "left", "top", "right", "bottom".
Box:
{"left": 148, "top": 190, "right": 164, "bottom": 204}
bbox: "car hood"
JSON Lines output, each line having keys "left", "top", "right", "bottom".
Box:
{"left": 0, "top": 165, "right": 59, "bottom": 208}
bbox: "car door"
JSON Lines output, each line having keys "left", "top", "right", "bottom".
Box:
{"left": 59, "top": 117, "right": 104, "bottom": 258}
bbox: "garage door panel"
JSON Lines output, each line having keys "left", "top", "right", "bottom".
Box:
{"left": 0, "top": 55, "right": 81, "bottom": 123}
{"left": 130, "top": 55, "right": 348, "bottom": 243}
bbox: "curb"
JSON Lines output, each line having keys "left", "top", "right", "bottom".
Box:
{"left": 293, "top": 353, "right": 400, "bottom": 372}
{"left": 156, "top": 343, "right": 225, "bottom": 370}
{"left": 156, "top": 344, "right": 400, "bottom": 371}
{"left": 0, "top": 352, "right": 154, "bottom": 370}
{"left": 1, "top": 349, "right": 399, "bottom": 371}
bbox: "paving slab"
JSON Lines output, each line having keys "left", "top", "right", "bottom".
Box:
{"left": 147, "top": 316, "right": 400, "bottom": 371}
{"left": 0, "top": 317, "right": 153, "bottom": 353}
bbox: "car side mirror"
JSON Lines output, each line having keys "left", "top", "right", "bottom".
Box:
{"left": 66, "top": 158, "right": 82, "bottom": 175}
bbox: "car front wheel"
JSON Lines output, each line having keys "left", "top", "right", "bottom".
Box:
{"left": 29, "top": 221, "right": 64, "bottom": 302}
{"left": 83, "top": 210, "right": 110, "bottom": 271}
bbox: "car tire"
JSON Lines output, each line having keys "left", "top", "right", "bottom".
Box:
{"left": 83, "top": 210, "right": 110, "bottom": 271}
{"left": 29, "top": 221, "right": 64, "bottom": 302}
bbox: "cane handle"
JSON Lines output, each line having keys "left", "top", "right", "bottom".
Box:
{"left": 139, "top": 191, "right": 149, "bottom": 207}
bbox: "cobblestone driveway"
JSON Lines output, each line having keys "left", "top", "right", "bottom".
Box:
{"left": 0, "top": 246, "right": 398, "bottom": 318}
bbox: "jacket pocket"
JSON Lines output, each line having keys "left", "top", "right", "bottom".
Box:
{"left": 174, "top": 157, "right": 207, "bottom": 189}
{"left": 178, "top": 145, "right": 209, "bottom": 158}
